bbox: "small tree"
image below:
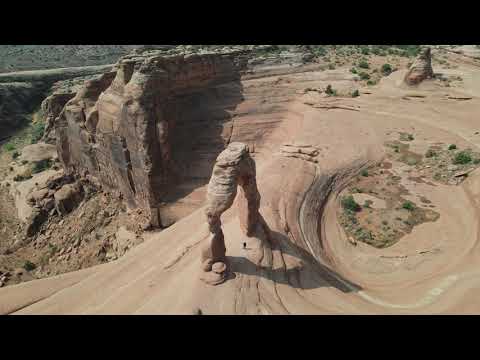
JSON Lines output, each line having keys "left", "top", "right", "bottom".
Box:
{"left": 381, "top": 63, "right": 393, "bottom": 75}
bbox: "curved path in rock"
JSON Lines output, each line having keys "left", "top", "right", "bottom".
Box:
{"left": 3, "top": 50, "right": 480, "bottom": 314}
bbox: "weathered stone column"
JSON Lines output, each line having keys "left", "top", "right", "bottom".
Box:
{"left": 200, "top": 142, "right": 261, "bottom": 285}
{"left": 404, "top": 47, "right": 434, "bottom": 86}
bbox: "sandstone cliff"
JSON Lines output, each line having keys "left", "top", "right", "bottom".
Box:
{"left": 55, "top": 50, "right": 249, "bottom": 228}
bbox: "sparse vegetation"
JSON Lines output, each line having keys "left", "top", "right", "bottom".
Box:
{"left": 361, "top": 169, "right": 369, "bottom": 177}
{"left": 453, "top": 151, "right": 472, "bottom": 165}
{"left": 381, "top": 63, "right": 393, "bottom": 75}
{"left": 359, "top": 72, "right": 370, "bottom": 80}
{"left": 402, "top": 201, "right": 415, "bottom": 211}
{"left": 341, "top": 195, "right": 361, "bottom": 212}
{"left": 358, "top": 60, "right": 369, "bottom": 69}
{"left": 30, "top": 121, "right": 45, "bottom": 144}
{"left": 351, "top": 89, "right": 360, "bottom": 98}
{"left": 12, "top": 151, "right": 20, "bottom": 159}
{"left": 3, "top": 142, "right": 16, "bottom": 152}
{"left": 23, "top": 261, "right": 37, "bottom": 271}
{"left": 448, "top": 144, "right": 457, "bottom": 150}
{"left": 325, "top": 84, "right": 337, "bottom": 96}
{"left": 32, "top": 159, "right": 53, "bottom": 174}
{"left": 350, "top": 68, "right": 357, "bottom": 74}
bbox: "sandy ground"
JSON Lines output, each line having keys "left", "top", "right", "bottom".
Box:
{"left": 3, "top": 47, "right": 480, "bottom": 314}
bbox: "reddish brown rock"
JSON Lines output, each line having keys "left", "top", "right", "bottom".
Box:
{"left": 41, "top": 92, "right": 76, "bottom": 144}
{"left": 54, "top": 50, "right": 248, "bottom": 228}
{"left": 404, "top": 47, "right": 434, "bottom": 86}
{"left": 200, "top": 142, "right": 261, "bottom": 285}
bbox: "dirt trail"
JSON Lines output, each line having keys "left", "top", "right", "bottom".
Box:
{"left": 3, "top": 48, "right": 480, "bottom": 314}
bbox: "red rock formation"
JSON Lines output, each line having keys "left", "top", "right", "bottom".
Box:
{"left": 55, "top": 51, "right": 248, "bottom": 228}
{"left": 200, "top": 142, "right": 262, "bottom": 285}
{"left": 41, "top": 92, "right": 76, "bottom": 144}
{"left": 404, "top": 47, "right": 434, "bottom": 85}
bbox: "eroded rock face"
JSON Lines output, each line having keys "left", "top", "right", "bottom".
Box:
{"left": 200, "top": 142, "right": 261, "bottom": 285}
{"left": 55, "top": 51, "right": 248, "bottom": 228}
{"left": 41, "top": 92, "right": 76, "bottom": 144}
{"left": 404, "top": 47, "right": 434, "bottom": 85}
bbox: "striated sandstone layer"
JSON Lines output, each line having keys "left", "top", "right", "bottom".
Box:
{"left": 55, "top": 51, "right": 249, "bottom": 227}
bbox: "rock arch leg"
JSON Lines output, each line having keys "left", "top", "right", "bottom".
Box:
{"left": 200, "top": 142, "right": 263, "bottom": 285}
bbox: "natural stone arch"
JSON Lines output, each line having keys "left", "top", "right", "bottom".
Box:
{"left": 200, "top": 142, "right": 261, "bottom": 285}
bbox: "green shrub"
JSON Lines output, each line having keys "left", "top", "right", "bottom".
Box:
{"left": 360, "top": 47, "right": 370, "bottom": 55}
{"left": 358, "top": 60, "right": 369, "bottom": 69}
{"left": 23, "top": 261, "right": 36, "bottom": 271}
{"left": 381, "top": 63, "right": 393, "bottom": 75}
{"left": 361, "top": 169, "right": 369, "bottom": 177}
{"left": 367, "top": 80, "right": 377, "bottom": 86}
{"left": 359, "top": 72, "right": 370, "bottom": 80}
{"left": 402, "top": 201, "right": 415, "bottom": 211}
{"left": 12, "top": 151, "right": 20, "bottom": 159}
{"left": 325, "top": 84, "right": 337, "bottom": 96}
{"left": 3, "top": 142, "right": 16, "bottom": 151}
{"left": 32, "top": 159, "right": 52, "bottom": 174}
{"left": 453, "top": 151, "right": 472, "bottom": 165}
{"left": 448, "top": 144, "right": 457, "bottom": 150}
{"left": 30, "top": 122, "right": 45, "bottom": 144}
{"left": 341, "top": 195, "right": 361, "bottom": 212}
{"left": 351, "top": 89, "right": 360, "bottom": 98}
{"left": 350, "top": 67, "right": 357, "bottom": 74}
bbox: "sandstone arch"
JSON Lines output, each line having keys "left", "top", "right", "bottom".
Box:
{"left": 200, "top": 142, "right": 263, "bottom": 285}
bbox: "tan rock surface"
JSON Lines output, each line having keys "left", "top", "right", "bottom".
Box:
{"left": 4, "top": 46, "right": 480, "bottom": 314}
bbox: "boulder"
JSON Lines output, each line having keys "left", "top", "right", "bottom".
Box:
{"left": 54, "top": 182, "right": 84, "bottom": 216}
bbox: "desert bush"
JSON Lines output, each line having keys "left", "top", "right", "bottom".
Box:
{"left": 12, "top": 151, "right": 20, "bottom": 159}
{"left": 325, "top": 84, "right": 337, "bottom": 96}
{"left": 351, "top": 89, "right": 360, "bottom": 97}
{"left": 359, "top": 72, "right": 370, "bottom": 80}
{"left": 23, "top": 261, "right": 36, "bottom": 271}
{"left": 381, "top": 63, "right": 393, "bottom": 75}
{"left": 341, "top": 195, "right": 361, "bottom": 212}
{"left": 448, "top": 144, "right": 457, "bottom": 150}
{"left": 30, "top": 121, "right": 45, "bottom": 144}
{"left": 361, "top": 169, "right": 369, "bottom": 177}
{"left": 402, "top": 201, "right": 415, "bottom": 211}
{"left": 3, "top": 142, "right": 16, "bottom": 151}
{"left": 453, "top": 151, "right": 472, "bottom": 164}
{"left": 358, "top": 60, "right": 369, "bottom": 69}
{"left": 32, "top": 159, "right": 52, "bottom": 174}
{"left": 350, "top": 67, "right": 357, "bottom": 74}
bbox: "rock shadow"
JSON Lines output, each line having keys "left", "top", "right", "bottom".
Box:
{"left": 227, "top": 229, "right": 362, "bottom": 293}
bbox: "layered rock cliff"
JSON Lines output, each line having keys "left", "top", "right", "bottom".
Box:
{"left": 55, "top": 51, "right": 249, "bottom": 228}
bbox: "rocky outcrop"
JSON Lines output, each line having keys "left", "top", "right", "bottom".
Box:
{"left": 41, "top": 92, "right": 76, "bottom": 144}
{"left": 404, "top": 47, "right": 434, "bottom": 85}
{"left": 200, "top": 142, "right": 262, "bottom": 285}
{"left": 55, "top": 50, "right": 249, "bottom": 228}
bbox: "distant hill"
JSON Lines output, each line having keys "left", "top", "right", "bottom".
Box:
{"left": 0, "top": 45, "right": 148, "bottom": 73}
